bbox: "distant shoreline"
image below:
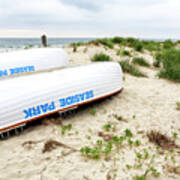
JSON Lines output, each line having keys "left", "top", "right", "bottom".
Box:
{"left": 0, "top": 37, "right": 179, "bottom": 50}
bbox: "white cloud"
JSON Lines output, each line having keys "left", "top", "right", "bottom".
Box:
{"left": 0, "top": 0, "right": 180, "bottom": 38}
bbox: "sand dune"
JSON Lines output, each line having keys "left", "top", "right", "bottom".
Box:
{"left": 0, "top": 45, "right": 180, "bottom": 180}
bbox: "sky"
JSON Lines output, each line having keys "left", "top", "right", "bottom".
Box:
{"left": 0, "top": 0, "right": 180, "bottom": 38}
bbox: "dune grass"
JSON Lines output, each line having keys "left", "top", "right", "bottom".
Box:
{"left": 134, "top": 43, "right": 143, "bottom": 52}
{"left": 122, "top": 50, "right": 131, "bottom": 56}
{"left": 112, "top": 36, "right": 124, "bottom": 44}
{"left": 132, "top": 57, "right": 150, "bottom": 67}
{"left": 91, "top": 53, "right": 112, "bottom": 62}
{"left": 153, "top": 52, "right": 163, "bottom": 67}
{"left": 97, "top": 38, "right": 114, "bottom": 49}
{"left": 158, "top": 48, "right": 180, "bottom": 82}
{"left": 119, "top": 61, "right": 147, "bottom": 77}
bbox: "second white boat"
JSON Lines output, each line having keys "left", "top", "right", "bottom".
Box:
{"left": 0, "top": 48, "right": 69, "bottom": 79}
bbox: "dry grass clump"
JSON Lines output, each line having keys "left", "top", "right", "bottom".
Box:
{"left": 166, "top": 164, "right": 180, "bottom": 175}
{"left": 147, "top": 130, "right": 179, "bottom": 150}
{"left": 42, "top": 139, "right": 76, "bottom": 153}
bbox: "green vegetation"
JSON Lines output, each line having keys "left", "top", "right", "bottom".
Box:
{"left": 163, "top": 40, "right": 174, "bottom": 49}
{"left": 103, "top": 124, "right": 112, "bottom": 131}
{"left": 80, "top": 125, "right": 180, "bottom": 178}
{"left": 70, "top": 37, "right": 180, "bottom": 82}
{"left": 132, "top": 115, "right": 136, "bottom": 119}
{"left": 122, "top": 50, "right": 131, "bottom": 56}
{"left": 135, "top": 140, "right": 141, "bottom": 147}
{"left": 134, "top": 43, "right": 143, "bottom": 52}
{"left": 158, "top": 49, "right": 180, "bottom": 82}
{"left": 97, "top": 38, "right": 114, "bottom": 49}
{"left": 73, "top": 44, "right": 77, "bottom": 52}
{"left": 125, "top": 129, "right": 133, "bottom": 137}
{"left": 119, "top": 61, "right": 147, "bottom": 77}
{"left": 112, "top": 36, "right": 124, "bottom": 44}
{"left": 153, "top": 52, "right": 163, "bottom": 67}
{"left": 142, "top": 41, "right": 162, "bottom": 51}
{"left": 134, "top": 175, "right": 146, "bottom": 180}
{"left": 90, "top": 108, "right": 96, "bottom": 116}
{"left": 61, "top": 123, "right": 72, "bottom": 135}
{"left": 24, "top": 44, "right": 33, "bottom": 49}
{"left": 70, "top": 41, "right": 86, "bottom": 52}
{"left": 173, "top": 132, "right": 178, "bottom": 138}
{"left": 72, "top": 37, "right": 177, "bottom": 53}
{"left": 132, "top": 57, "right": 150, "bottom": 67}
{"left": 176, "top": 102, "right": 180, "bottom": 110}
{"left": 91, "top": 53, "right": 111, "bottom": 62}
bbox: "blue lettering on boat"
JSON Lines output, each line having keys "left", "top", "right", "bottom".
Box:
{"left": 0, "top": 69, "right": 8, "bottom": 77}
{"left": 59, "top": 90, "right": 94, "bottom": 107}
{"left": 24, "top": 101, "right": 56, "bottom": 119}
{"left": 10, "top": 66, "right": 35, "bottom": 75}
{"left": 0, "top": 66, "right": 35, "bottom": 77}
{"left": 23, "top": 90, "right": 94, "bottom": 120}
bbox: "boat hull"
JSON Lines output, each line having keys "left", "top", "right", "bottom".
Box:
{"left": 0, "top": 48, "right": 68, "bottom": 79}
{"left": 0, "top": 62, "right": 123, "bottom": 133}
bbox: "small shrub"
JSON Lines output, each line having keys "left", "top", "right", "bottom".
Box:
{"left": 126, "top": 164, "right": 132, "bottom": 169}
{"left": 119, "top": 61, "right": 147, "bottom": 77}
{"left": 61, "top": 123, "right": 72, "bottom": 135}
{"left": 122, "top": 50, "right": 131, "bottom": 56}
{"left": 125, "top": 129, "right": 133, "bottom": 137}
{"left": 132, "top": 115, "right": 136, "bottom": 119}
{"left": 134, "top": 43, "right": 143, "bottom": 52}
{"left": 112, "top": 36, "right": 125, "bottom": 44}
{"left": 132, "top": 57, "right": 150, "bottom": 67}
{"left": 103, "top": 124, "right": 112, "bottom": 131}
{"left": 91, "top": 53, "right": 111, "bottom": 62}
{"left": 80, "top": 146, "right": 101, "bottom": 159}
{"left": 150, "top": 168, "right": 160, "bottom": 177}
{"left": 135, "top": 140, "right": 141, "bottom": 146}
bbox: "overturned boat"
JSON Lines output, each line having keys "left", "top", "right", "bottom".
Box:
{"left": 0, "top": 48, "right": 68, "bottom": 79}
{"left": 0, "top": 62, "right": 123, "bottom": 135}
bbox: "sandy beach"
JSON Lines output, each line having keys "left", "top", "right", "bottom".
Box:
{"left": 0, "top": 44, "right": 180, "bottom": 180}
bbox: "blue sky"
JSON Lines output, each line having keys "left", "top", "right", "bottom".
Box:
{"left": 0, "top": 0, "right": 180, "bottom": 38}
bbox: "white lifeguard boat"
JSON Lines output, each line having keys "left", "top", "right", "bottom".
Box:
{"left": 0, "top": 48, "right": 68, "bottom": 79}
{"left": 0, "top": 62, "right": 123, "bottom": 135}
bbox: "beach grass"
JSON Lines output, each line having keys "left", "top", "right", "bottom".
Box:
{"left": 91, "top": 53, "right": 112, "bottom": 62}
{"left": 132, "top": 57, "right": 150, "bottom": 67}
{"left": 97, "top": 38, "right": 114, "bottom": 49}
{"left": 119, "top": 61, "right": 147, "bottom": 77}
{"left": 122, "top": 50, "right": 131, "bottom": 56}
{"left": 158, "top": 48, "right": 180, "bottom": 82}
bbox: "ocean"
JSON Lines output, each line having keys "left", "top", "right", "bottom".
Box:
{"left": 0, "top": 37, "right": 95, "bottom": 50}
